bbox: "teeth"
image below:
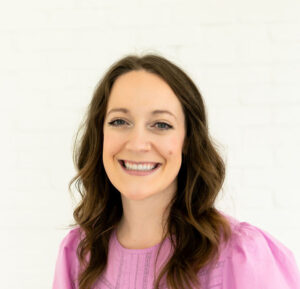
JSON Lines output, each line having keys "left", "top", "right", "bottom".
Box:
{"left": 123, "top": 161, "right": 156, "bottom": 171}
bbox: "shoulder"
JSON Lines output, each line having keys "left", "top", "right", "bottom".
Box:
{"left": 52, "top": 227, "right": 83, "bottom": 289}
{"left": 228, "top": 220, "right": 295, "bottom": 261}
{"left": 55, "top": 226, "right": 82, "bottom": 264}
{"left": 59, "top": 227, "right": 82, "bottom": 250}
{"left": 61, "top": 226, "right": 82, "bottom": 246}
{"left": 220, "top": 216, "right": 300, "bottom": 288}
{"left": 218, "top": 211, "right": 296, "bottom": 259}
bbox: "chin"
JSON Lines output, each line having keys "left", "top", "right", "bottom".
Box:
{"left": 119, "top": 189, "right": 156, "bottom": 201}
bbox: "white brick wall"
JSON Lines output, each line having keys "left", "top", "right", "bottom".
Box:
{"left": 1, "top": 0, "right": 299, "bottom": 288}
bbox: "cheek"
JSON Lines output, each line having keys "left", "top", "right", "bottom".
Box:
{"left": 161, "top": 136, "right": 182, "bottom": 158}
{"left": 103, "top": 132, "right": 122, "bottom": 155}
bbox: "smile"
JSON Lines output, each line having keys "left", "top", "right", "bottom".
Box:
{"left": 118, "top": 160, "right": 161, "bottom": 176}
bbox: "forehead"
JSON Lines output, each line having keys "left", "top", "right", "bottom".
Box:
{"left": 107, "top": 70, "right": 183, "bottom": 114}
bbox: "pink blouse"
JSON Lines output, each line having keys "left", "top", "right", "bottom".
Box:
{"left": 52, "top": 213, "right": 300, "bottom": 288}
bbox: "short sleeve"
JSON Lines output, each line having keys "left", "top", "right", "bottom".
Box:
{"left": 222, "top": 221, "right": 300, "bottom": 289}
{"left": 52, "top": 228, "right": 81, "bottom": 289}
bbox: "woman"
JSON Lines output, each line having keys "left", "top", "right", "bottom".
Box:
{"left": 52, "top": 53, "right": 300, "bottom": 289}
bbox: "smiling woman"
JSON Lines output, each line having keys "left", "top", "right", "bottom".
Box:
{"left": 52, "top": 53, "right": 300, "bottom": 289}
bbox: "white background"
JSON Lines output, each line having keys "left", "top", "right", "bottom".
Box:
{"left": 0, "top": 0, "right": 300, "bottom": 288}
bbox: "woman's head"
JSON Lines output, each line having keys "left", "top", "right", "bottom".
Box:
{"left": 69, "top": 53, "right": 232, "bottom": 289}
{"left": 77, "top": 53, "right": 210, "bottom": 202}
{"left": 103, "top": 69, "right": 186, "bottom": 202}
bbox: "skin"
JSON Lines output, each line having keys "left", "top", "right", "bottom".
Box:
{"left": 102, "top": 70, "right": 186, "bottom": 249}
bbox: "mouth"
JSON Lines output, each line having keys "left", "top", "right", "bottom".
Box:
{"left": 118, "top": 159, "right": 162, "bottom": 176}
{"left": 118, "top": 160, "right": 161, "bottom": 169}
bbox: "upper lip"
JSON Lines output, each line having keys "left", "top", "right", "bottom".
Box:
{"left": 119, "top": 159, "right": 161, "bottom": 165}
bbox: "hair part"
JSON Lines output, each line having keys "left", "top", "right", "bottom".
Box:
{"left": 67, "top": 52, "right": 233, "bottom": 289}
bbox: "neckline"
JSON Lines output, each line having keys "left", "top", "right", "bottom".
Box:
{"left": 112, "top": 229, "right": 166, "bottom": 254}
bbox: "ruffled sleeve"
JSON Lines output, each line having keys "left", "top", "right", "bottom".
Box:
{"left": 52, "top": 228, "right": 81, "bottom": 289}
{"left": 222, "top": 221, "right": 300, "bottom": 289}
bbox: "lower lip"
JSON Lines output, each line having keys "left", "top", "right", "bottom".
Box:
{"left": 119, "top": 161, "right": 161, "bottom": 176}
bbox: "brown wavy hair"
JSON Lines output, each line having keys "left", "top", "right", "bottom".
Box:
{"left": 67, "top": 52, "right": 233, "bottom": 289}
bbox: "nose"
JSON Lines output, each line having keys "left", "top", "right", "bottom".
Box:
{"left": 125, "top": 125, "right": 152, "bottom": 151}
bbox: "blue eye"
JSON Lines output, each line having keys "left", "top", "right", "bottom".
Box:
{"left": 108, "top": 119, "right": 173, "bottom": 130}
{"left": 108, "top": 119, "right": 126, "bottom": 126}
{"left": 154, "top": 122, "right": 173, "bottom": 130}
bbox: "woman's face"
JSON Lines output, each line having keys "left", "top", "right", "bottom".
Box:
{"left": 102, "top": 70, "right": 186, "bottom": 201}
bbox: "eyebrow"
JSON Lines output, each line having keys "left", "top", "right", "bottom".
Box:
{"left": 106, "top": 108, "right": 177, "bottom": 120}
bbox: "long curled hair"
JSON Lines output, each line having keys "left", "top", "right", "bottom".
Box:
{"left": 67, "top": 53, "right": 233, "bottom": 289}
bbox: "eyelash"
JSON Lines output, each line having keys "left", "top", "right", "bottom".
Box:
{"left": 108, "top": 119, "right": 173, "bottom": 130}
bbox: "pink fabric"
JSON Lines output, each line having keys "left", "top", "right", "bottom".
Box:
{"left": 52, "top": 213, "right": 300, "bottom": 289}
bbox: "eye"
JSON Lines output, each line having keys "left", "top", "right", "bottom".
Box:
{"left": 108, "top": 119, "right": 173, "bottom": 130}
{"left": 154, "top": 122, "right": 173, "bottom": 130}
{"left": 108, "top": 119, "right": 127, "bottom": 127}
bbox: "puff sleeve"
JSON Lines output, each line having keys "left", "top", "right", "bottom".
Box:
{"left": 52, "top": 228, "right": 81, "bottom": 289}
{"left": 222, "top": 221, "right": 300, "bottom": 289}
